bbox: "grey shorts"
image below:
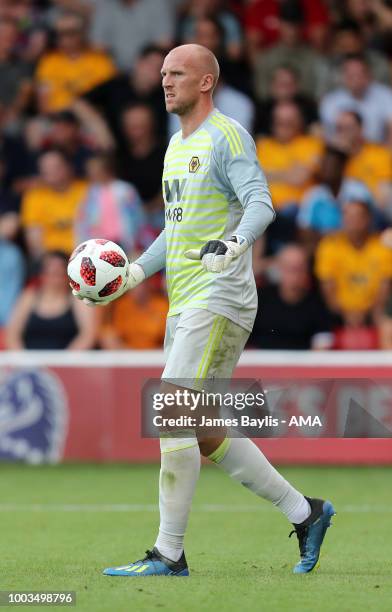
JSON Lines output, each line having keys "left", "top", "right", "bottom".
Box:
{"left": 161, "top": 308, "right": 250, "bottom": 389}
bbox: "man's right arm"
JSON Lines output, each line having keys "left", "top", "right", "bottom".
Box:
{"left": 74, "top": 231, "right": 167, "bottom": 306}
{"left": 134, "top": 229, "right": 166, "bottom": 278}
{"left": 103, "top": 229, "right": 167, "bottom": 300}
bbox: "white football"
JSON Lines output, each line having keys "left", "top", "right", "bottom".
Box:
{"left": 67, "top": 239, "right": 129, "bottom": 303}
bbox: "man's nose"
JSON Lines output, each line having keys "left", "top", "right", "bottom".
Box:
{"left": 163, "top": 75, "right": 172, "bottom": 88}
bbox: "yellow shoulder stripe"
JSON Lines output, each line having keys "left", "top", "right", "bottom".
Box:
{"left": 214, "top": 113, "right": 244, "bottom": 153}
{"left": 209, "top": 120, "right": 236, "bottom": 156}
{"left": 210, "top": 114, "right": 244, "bottom": 156}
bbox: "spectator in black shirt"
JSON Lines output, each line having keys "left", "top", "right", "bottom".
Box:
{"left": 254, "top": 65, "right": 318, "bottom": 137}
{"left": 0, "top": 115, "right": 43, "bottom": 200}
{"left": 81, "top": 44, "right": 167, "bottom": 147}
{"left": 46, "top": 110, "right": 94, "bottom": 177}
{"left": 0, "top": 156, "right": 21, "bottom": 248}
{"left": 249, "top": 244, "right": 332, "bottom": 350}
{"left": 116, "top": 103, "right": 165, "bottom": 230}
{"left": 0, "top": 111, "right": 93, "bottom": 198}
{"left": 192, "top": 16, "right": 253, "bottom": 97}
{"left": 0, "top": 17, "right": 33, "bottom": 129}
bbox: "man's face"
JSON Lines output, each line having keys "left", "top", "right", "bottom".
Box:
{"left": 39, "top": 153, "right": 71, "bottom": 189}
{"left": 272, "top": 103, "right": 302, "bottom": 142}
{"left": 0, "top": 21, "right": 18, "bottom": 56}
{"left": 335, "top": 111, "right": 362, "bottom": 148}
{"left": 319, "top": 151, "right": 345, "bottom": 187}
{"left": 279, "top": 21, "right": 300, "bottom": 46}
{"left": 134, "top": 51, "right": 164, "bottom": 91}
{"left": 161, "top": 51, "right": 205, "bottom": 115}
{"left": 342, "top": 60, "right": 370, "bottom": 96}
{"left": 42, "top": 255, "right": 68, "bottom": 289}
{"left": 191, "top": 0, "right": 221, "bottom": 16}
{"left": 342, "top": 201, "right": 371, "bottom": 236}
{"left": 194, "top": 19, "right": 221, "bottom": 54}
{"left": 51, "top": 120, "right": 79, "bottom": 146}
{"left": 278, "top": 248, "right": 309, "bottom": 292}
{"left": 56, "top": 15, "right": 84, "bottom": 53}
{"left": 122, "top": 106, "right": 154, "bottom": 141}
{"left": 347, "top": 0, "right": 372, "bottom": 21}
{"left": 271, "top": 68, "right": 298, "bottom": 100}
{"left": 2, "top": 0, "right": 32, "bottom": 21}
{"left": 333, "top": 30, "right": 362, "bottom": 56}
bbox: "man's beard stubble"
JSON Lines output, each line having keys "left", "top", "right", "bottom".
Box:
{"left": 169, "top": 98, "right": 197, "bottom": 116}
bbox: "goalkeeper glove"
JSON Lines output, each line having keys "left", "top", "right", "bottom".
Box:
{"left": 184, "top": 235, "right": 248, "bottom": 273}
{"left": 72, "top": 262, "right": 145, "bottom": 306}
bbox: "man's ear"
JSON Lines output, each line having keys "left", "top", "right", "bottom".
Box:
{"left": 200, "top": 73, "right": 214, "bottom": 93}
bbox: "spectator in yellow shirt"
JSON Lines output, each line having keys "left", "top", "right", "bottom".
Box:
{"left": 256, "top": 101, "right": 323, "bottom": 211}
{"left": 21, "top": 148, "right": 87, "bottom": 258}
{"left": 99, "top": 278, "right": 168, "bottom": 349}
{"left": 332, "top": 110, "right": 392, "bottom": 212}
{"left": 35, "top": 12, "right": 116, "bottom": 113}
{"left": 315, "top": 195, "right": 392, "bottom": 327}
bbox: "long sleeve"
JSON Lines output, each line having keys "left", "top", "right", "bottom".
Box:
{"left": 135, "top": 229, "right": 166, "bottom": 278}
{"left": 212, "top": 120, "right": 275, "bottom": 245}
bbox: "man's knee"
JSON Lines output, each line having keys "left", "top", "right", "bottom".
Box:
{"left": 157, "top": 381, "right": 187, "bottom": 419}
{"left": 198, "top": 436, "right": 225, "bottom": 458}
{"left": 156, "top": 382, "right": 196, "bottom": 442}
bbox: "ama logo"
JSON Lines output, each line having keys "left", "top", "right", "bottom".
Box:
{"left": 0, "top": 369, "right": 68, "bottom": 463}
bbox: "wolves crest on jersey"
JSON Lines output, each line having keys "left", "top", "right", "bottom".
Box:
{"left": 189, "top": 156, "right": 200, "bottom": 173}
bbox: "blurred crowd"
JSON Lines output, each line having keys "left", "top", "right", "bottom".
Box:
{"left": 1, "top": 0, "right": 392, "bottom": 351}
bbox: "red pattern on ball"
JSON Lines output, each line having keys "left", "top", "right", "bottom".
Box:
{"left": 95, "top": 239, "right": 109, "bottom": 245}
{"left": 69, "top": 242, "right": 86, "bottom": 261}
{"left": 99, "top": 250, "right": 126, "bottom": 267}
{"left": 80, "top": 257, "right": 96, "bottom": 286}
{"left": 68, "top": 277, "right": 80, "bottom": 292}
{"left": 98, "top": 275, "right": 122, "bottom": 297}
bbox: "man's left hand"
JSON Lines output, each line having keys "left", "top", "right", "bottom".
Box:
{"left": 185, "top": 235, "right": 248, "bottom": 273}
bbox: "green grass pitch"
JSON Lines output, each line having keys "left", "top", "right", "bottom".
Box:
{"left": 1, "top": 464, "right": 392, "bottom": 612}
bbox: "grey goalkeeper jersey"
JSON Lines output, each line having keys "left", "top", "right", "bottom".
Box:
{"left": 136, "top": 108, "right": 274, "bottom": 331}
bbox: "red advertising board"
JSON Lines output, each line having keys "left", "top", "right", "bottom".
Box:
{"left": 0, "top": 351, "right": 391, "bottom": 464}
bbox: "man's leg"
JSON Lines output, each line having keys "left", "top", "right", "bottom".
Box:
{"left": 198, "top": 437, "right": 310, "bottom": 524}
{"left": 103, "top": 313, "right": 203, "bottom": 577}
{"left": 103, "top": 310, "right": 334, "bottom": 577}
{"left": 103, "top": 398, "right": 199, "bottom": 577}
{"left": 154, "top": 398, "right": 201, "bottom": 562}
{"left": 196, "top": 315, "right": 309, "bottom": 526}
{"left": 195, "top": 311, "right": 335, "bottom": 574}
{"left": 198, "top": 436, "right": 335, "bottom": 574}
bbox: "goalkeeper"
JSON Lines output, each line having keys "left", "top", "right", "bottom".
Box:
{"left": 80, "top": 44, "right": 335, "bottom": 577}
